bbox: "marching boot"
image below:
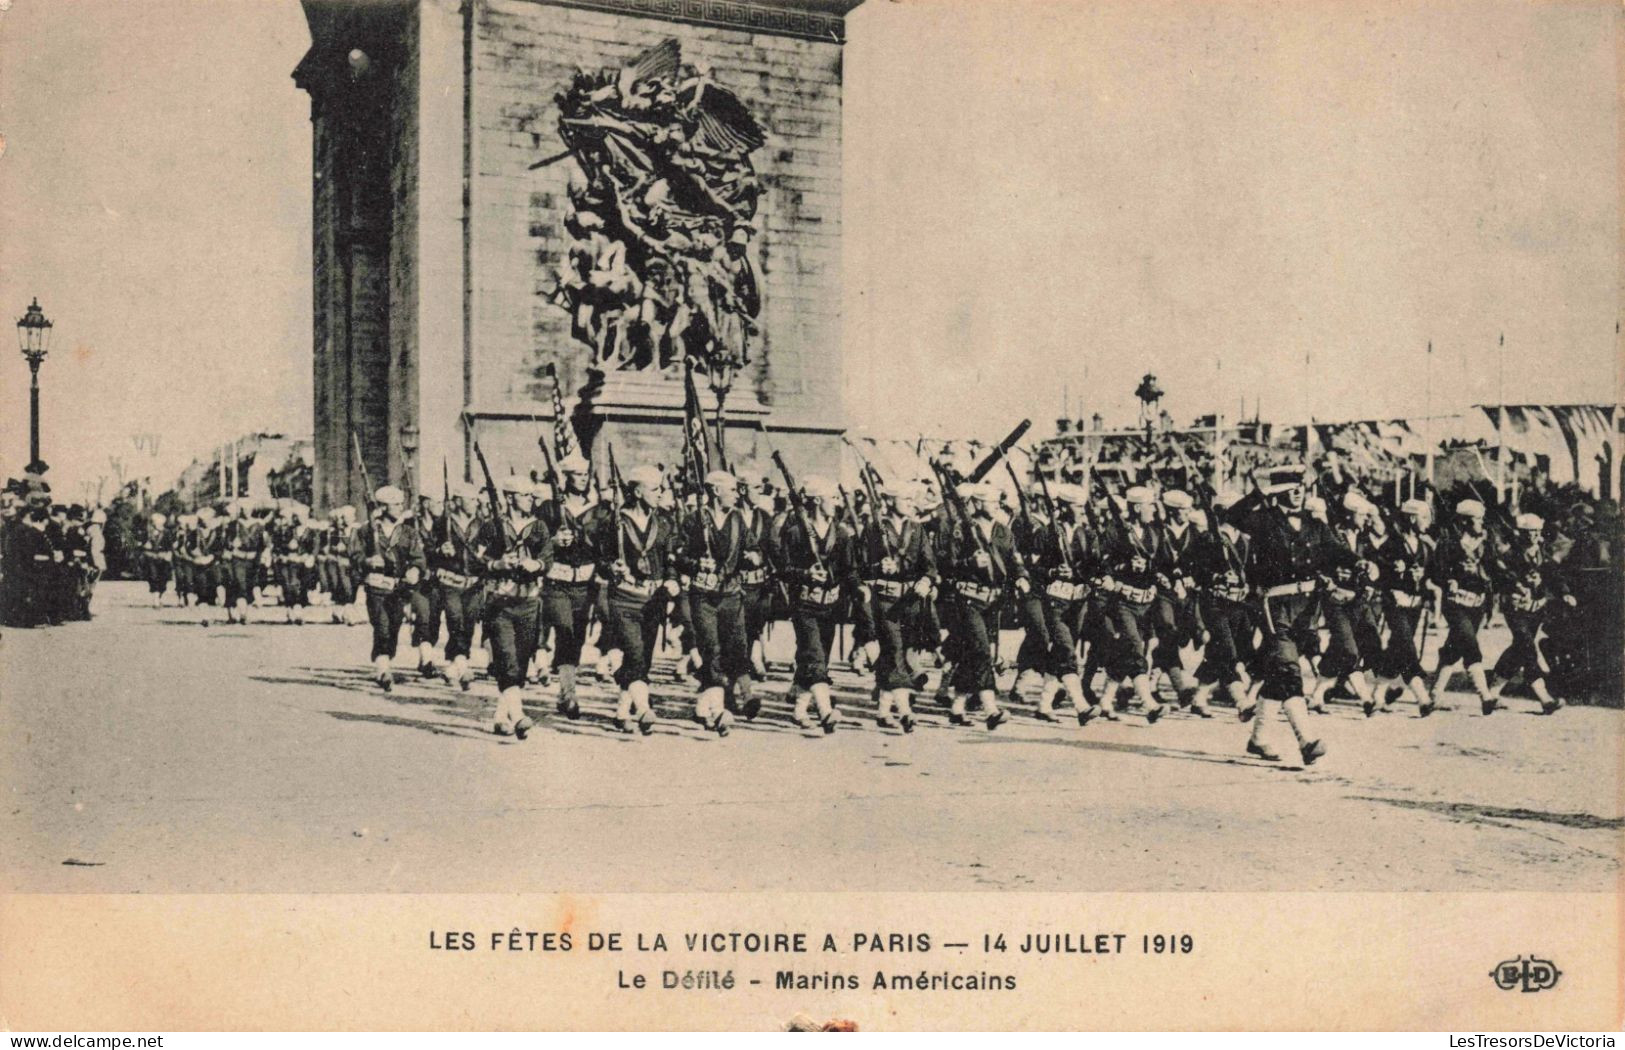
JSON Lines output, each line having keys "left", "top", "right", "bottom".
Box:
{"left": 417, "top": 643, "right": 439, "bottom": 679}
{"left": 1034, "top": 675, "right": 1062, "bottom": 721}
{"left": 1188, "top": 681, "right": 1217, "bottom": 718}
{"left": 452, "top": 655, "right": 473, "bottom": 692}
{"left": 750, "top": 640, "right": 768, "bottom": 679}
{"left": 1168, "top": 667, "right": 1194, "bottom": 710}
{"left": 1307, "top": 677, "right": 1331, "bottom": 714}
{"left": 615, "top": 688, "right": 635, "bottom": 733}
{"left": 1346, "top": 672, "right": 1375, "bottom": 716}
{"left": 630, "top": 682, "right": 657, "bottom": 735}
{"left": 235, "top": 598, "right": 251, "bottom": 625}
{"left": 948, "top": 692, "right": 969, "bottom": 726}
{"left": 373, "top": 655, "right": 393, "bottom": 693}
{"left": 732, "top": 674, "right": 760, "bottom": 720}
{"left": 558, "top": 665, "right": 581, "bottom": 720}
{"left": 1135, "top": 674, "right": 1164, "bottom": 724}
{"left": 1245, "top": 699, "right": 1280, "bottom": 761}
{"left": 1060, "top": 672, "right": 1095, "bottom": 723}
{"left": 1281, "top": 696, "right": 1325, "bottom": 766}
{"left": 1530, "top": 677, "right": 1564, "bottom": 715}
{"left": 812, "top": 682, "right": 838, "bottom": 735}
{"left": 982, "top": 689, "right": 1007, "bottom": 731}
{"left": 1095, "top": 681, "right": 1121, "bottom": 721}
{"left": 1467, "top": 664, "right": 1496, "bottom": 715}
{"left": 893, "top": 690, "right": 917, "bottom": 734}
{"left": 792, "top": 690, "right": 814, "bottom": 728}
{"left": 1238, "top": 680, "right": 1263, "bottom": 722}
{"left": 875, "top": 686, "right": 895, "bottom": 729}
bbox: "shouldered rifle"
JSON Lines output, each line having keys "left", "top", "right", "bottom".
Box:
{"left": 473, "top": 440, "right": 510, "bottom": 560}
{"left": 840, "top": 435, "right": 896, "bottom": 560}
{"left": 772, "top": 450, "right": 826, "bottom": 576}
{"left": 931, "top": 458, "right": 991, "bottom": 570}
{"left": 441, "top": 457, "right": 453, "bottom": 546}
{"left": 606, "top": 442, "right": 627, "bottom": 566}
{"left": 1033, "top": 465, "right": 1072, "bottom": 574}
{"left": 967, "top": 419, "right": 1032, "bottom": 483}
{"left": 351, "top": 428, "right": 378, "bottom": 523}
{"left": 534, "top": 421, "right": 561, "bottom": 494}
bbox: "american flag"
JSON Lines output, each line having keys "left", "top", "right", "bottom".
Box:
{"left": 545, "top": 363, "right": 573, "bottom": 458}
{"left": 682, "top": 361, "right": 713, "bottom": 488}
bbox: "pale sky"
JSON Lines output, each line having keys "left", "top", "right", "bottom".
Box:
{"left": 1, "top": 0, "right": 1618, "bottom": 496}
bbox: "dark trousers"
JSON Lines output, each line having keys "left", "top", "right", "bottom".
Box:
{"left": 691, "top": 589, "right": 750, "bottom": 690}
{"left": 1105, "top": 598, "right": 1154, "bottom": 681}
{"left": 947, "top": 598, "right": 997, "bottom": 694}
{"left": 1319, "top": 600, "right": 1364, "bottom": 678}
{"left": 1378, "top": 603, "right": 1426, "bottom": 681}
{"left": 145, "top": 555, "right": 171, "bottom": 595}
{"left": 1437, "top": 601, "right": 1486, "bottom": 667}
{"left": 276, "top": 560, "right": 310, "bottom": 607}
{"left": 1150, "top": 594, "right": 1199, "bottom": 673}
{"left": 608, "top": 590, "right": 667, "bottom": 688}
{"left": 1258, "top": 593, "right": 1317, "bottom": 700}
{"left": 542, "top": 579, "right": 595, "bottom": 666}
{"left": 1196, "top": 596, "right": 1253, "bottom": 686}
{"left": 485, "top": 596, "right": 541, "bottom": 691}
{"left": 439, "top": 583, "right": 483, "bottom": 660}
{"left": 1493, "top": 608, "right": 1548, "bottom": 682}
{"left": 871, "top": 593, "right": 923, "bottom": 691}
{"left": 366, "top": 587, "right": 407, "bottom": 661}
{"left": 222, "top": 558, "right": 255, "bottom": 607}
{"left": 409, "top": 585, "right": 440, "bottom": 647}
{"left": 791, "top": 605, "right": 839, "bottom": 690}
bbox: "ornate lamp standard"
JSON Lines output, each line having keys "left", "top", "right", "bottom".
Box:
{"left": 399, "top": 422, "right": 420, "bottom": 498}
{"left": 16, "top": 298, "right": 53, "bottom": 466}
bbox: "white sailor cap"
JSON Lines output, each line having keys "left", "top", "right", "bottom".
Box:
{"left": 558, "top": 451, "right": 591, "bottom": 473}
{"left": 704, "top": 469, "right": 736, "bottom": 488}
{"left": 956, "top": 481, "right": 996, "bottom": 503}
{"left": 1342, "top": 492, "right": 1372, "bottom": 514}
{"left": 150, "top": 512, "right": 168, "bottom": 525}
{"left": 803, "top": 476, "right": 839, "bottom": 501}
{"left": 1162, "top": 489, "right": 1194, "bottom": 510}
{"left": 374, "top": 485, "right": 406, "bottom": 506}
{"left": 1455, "top": 499, "right": 1485, "bottom": 519}
{"left": 626, "top": 465, "right": 665, "bottom": 490}
{"left": 1401, "top": 499, "right": 1430, "bottom": 516}
{"left": 1051, "top": 482, "right": 1091, "bottom": 506}
{"left": 450, "top": 484, "right": 479, "bottom": 502}
{"left": 1516, "top": 513, "right": 1544, "bottom": 531}
{"left": 1124, "top": 485, "right": 1155, "bottom": 505}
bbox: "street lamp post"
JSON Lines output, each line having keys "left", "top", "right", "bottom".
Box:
{"left": 16, "top": 298, "right": 53, "bottom": 467}
{"left": 399, "top": 422, "right": 420, "bottom": 499}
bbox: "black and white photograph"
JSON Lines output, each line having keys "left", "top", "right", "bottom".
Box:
{"left": 0, "top": 0, "right": 1620, "bottom": 1033}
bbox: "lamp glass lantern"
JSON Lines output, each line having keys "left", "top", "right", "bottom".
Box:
{"left": 16, "top": 298, "right": 52, "bottom": 368}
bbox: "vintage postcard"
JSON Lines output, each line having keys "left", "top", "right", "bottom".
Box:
{"left": 0, "top": 0, "right": 1620, "bottom": 1032}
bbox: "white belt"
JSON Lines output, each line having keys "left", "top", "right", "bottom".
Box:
{"left": 1328, "top": 586, "right": 1358, "bottom": 604}
{"left": 1044, "top": 580, "right": 1084, "bottom": 602}
{"left": 799, "top": 583, "right": 842, "bottom": 606}
{"left": 489, "top": 579, "right": 540, "bottom": 599}
{"left": 435, "top": 569, "right": 476, "bottom": 589}
{"left": 740, "top": 568, "right": 767, "bottom": 586}
{"left": 955, "top": 582, "right": 998, "bottom": 605}
{"left": 614, "top": 580, "right": 658, "bottom": 601}
{"left": 689, "top": 570, "right": 724, "bottom": 593}
{"left": 1211, "top": 585, "right": 1251, "bottom": 604}
{"left": 1263, "top": 580, "right": 1318, "bottom": 599}
{"left": 1112, "top": 583, "right": 1156, "bottom": 605}
{"left": 546, "top": 562, "right": 596, "bottom": 584}
{"left": 866, "top": 578, "right": 905, "bottom": 600}
{"left": 1508, "top": 594, "right": 1546, "bottom": 613}
{"left": 1449, "top": 589, "right": 1485, "bottom": 609}
{"left": 1389, "top": 590, "right": 1424, "bottom": 609}
{"left": 364, "top": 572, "right": 398, "bottom": 591}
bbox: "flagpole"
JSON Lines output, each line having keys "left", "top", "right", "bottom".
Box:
{"left": 1424, "top": 340, "right": 1434, "bottom": 497}
{"left": 1495, "top": 332, "right": 1506, "bottom": 503}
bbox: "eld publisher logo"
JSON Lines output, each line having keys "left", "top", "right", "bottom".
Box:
{"left": 1490, "top": 955, "right": 1561, "bottom": 993}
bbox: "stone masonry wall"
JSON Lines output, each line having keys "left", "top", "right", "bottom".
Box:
{"left": 467, "top": 0, "right": 845, "bottom": 436}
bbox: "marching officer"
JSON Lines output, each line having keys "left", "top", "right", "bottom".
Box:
{"left": 1487, "top": 512, "right": 1572, "bottom": 715}
{"left": 778, "top": 476, "right": 857, "bottom": 733}
{"left": 353, "top": 486, "right": 426, "bottom": 693}
{"left": 855, "top": 479, "right": 937, "bottom": 732}
{"left": 1372, "top": 498, "right": 1436, "bottom": 715}
{"left": 1098, "top": 486, "right": 1166, "bottom": 723}
{"left": 936, "top": 481, "right": 1018, "bottom": 730}
{"left": 473, "top": 478, "right": 552, "bottom": 738}
{"left": 537, "top": 452, "right": 612, "bottom": 719}
{"left": 674, "top": 468, "right": 754, "bottom": 735}
{"left": 604, "top": 465, "right": 680, "bottom": 734}
{"left": 1152, "top": 489, "right": 1206, "bottom": 715}
{"left": 427, "top": 486, "right": 485, "bottom": 691}
{"left": 210, "top": 499, "right": 265, "bottom": 625}
{"left": 1429, "top": 499, "right": 1497, "bottom": 714}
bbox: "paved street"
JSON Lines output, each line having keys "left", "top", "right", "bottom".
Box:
{"left": 3, "top": 581, "right": 1620, "bottom": 893}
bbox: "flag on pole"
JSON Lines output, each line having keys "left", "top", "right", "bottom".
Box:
{"left": 682, "top": 360, "right": 713, "bottom": 486}
{"left": 544, "top": 364, "right": 573, "bottom": 458}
